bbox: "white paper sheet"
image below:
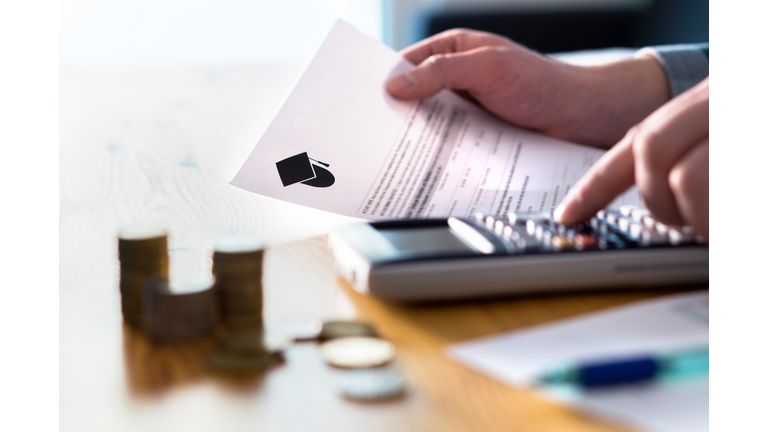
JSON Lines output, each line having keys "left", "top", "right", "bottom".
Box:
{"left": 448, "top": 291, "right": 709, "bottom": 432}
{"left": 231, "top": 20, "right": 640, "bottom": 219}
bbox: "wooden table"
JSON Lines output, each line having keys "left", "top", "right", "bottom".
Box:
{"left": 60, "top": 65, "right": 695, "bottom": 432}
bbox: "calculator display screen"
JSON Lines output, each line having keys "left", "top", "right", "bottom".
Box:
{"left": 379, "top": 227, "right": 477, "bottom": 256}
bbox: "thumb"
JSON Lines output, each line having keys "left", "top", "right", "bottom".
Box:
{"left": 386, "top": 49, "right": 496, "bottom": 100}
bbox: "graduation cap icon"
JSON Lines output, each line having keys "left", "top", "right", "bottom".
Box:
{"left": 275, "top": 152, "right": 335, "bottom": 188}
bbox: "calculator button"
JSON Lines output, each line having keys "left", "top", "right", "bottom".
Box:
{"left": 533, "top": 224, "right": 554, "bottom": 240}
{"left": 640, "top": 229, "right": 669, "bottom": 246}
{"left": 502, "top": 225, "right": 513, "bottom": 237}
{"left": 485, "top": 216, "right": 495, "bottom": 229}
{"left": 655, "top": 222, "right": 669, "bottom": 235}
{"left": 669, "top": 227, "right": 695, "bottom": 245}
{"left": 619, "top": 205, "right": 640, "bottom": 217}
{"left": 628, "top": 222, "right": 643, "bottom": 240}
{"left": 630, "top": 208, "right": 650, "bottom": 221}
{"left": 590, "top": 217, "right": 601, "bottom": 230}
{"left": 617, "top": 217, "right": 631, "bottom": 233}
{"left": 540, "top": 230, "right": 553, "bottom": 246}
{"left": 642, "top": 215, "right": 656, "bottom": 229}
{"left": 599, "top": 233, "right": 626, "bottom": 249}
{"left": 526, "top": 220, "right": 537, "bottom": 235}
{"left": 474, "top": 212, "right": 484, "bottom": 221}
{"left": 494, "top": 220, "right": 505, "bottom": 235}
{"left": 605, "top": 210, "right": 621, "bottom": 225}
{"left": 596, "top": 210, "right": 606, "bottom": 220}
{"left": 574, "top": 234, "right": 597, "bottom": 250}
{"left": 516, "top": 237, "right": 542, "bottom": 252}
{"left": 551, "top": 236, "right": 573, "bottom": 251}
{"left": 510, "top": 212, "right": 551, "bottom": 224}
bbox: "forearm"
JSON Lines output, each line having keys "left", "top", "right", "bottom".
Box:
{"left": 549, "top": 44, "right": 709, "bottom": 148}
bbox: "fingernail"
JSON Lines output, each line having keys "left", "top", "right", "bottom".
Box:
{"left": 387, "top": 71, "right": 415, "bottom": 95}
{"left": 553, "top": 204, "right": 567, "bottom": 223}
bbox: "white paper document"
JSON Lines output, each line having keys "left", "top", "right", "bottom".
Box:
{"left": 231, "top": 20, "right": 640, "bottom": 219}
{"left": 448, "top": 291, "right": 709, "bottom": 432}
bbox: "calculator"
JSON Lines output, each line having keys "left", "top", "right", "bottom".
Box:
{"left": 328, "top": 206, "right": 709, "bottom": 301}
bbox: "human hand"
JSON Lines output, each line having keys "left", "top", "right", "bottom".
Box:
{"left": 386, "top": 29, "right": 670, "bottom": 147}
{"left": 554, "top": 78, "right": 709, "bottom": 239}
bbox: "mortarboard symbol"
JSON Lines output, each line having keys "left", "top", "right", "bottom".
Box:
{"left": 275, "top": 152, "right": 335, "bottom": 188}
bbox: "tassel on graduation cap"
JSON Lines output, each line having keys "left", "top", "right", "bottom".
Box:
{"left": 275, "top": 152, "right": 335, "bottom": 188}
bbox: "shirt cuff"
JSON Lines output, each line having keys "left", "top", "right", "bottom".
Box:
{"left": 635, "top": 43, "right": 709, "bottom": 98}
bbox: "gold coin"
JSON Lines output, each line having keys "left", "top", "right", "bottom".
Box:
{"left": 320, "top": 337, "right": 396, "bottom": 368}
{"left": 206, "top": 351, "right": 282, "bottom": 372}
{"left": 219, "top": 330, "right": 293, "bottom": 355}
{"left": 320, "top": 320, "right": 377, "bottom": 341}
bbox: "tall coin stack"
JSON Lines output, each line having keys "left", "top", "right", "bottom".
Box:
{"left": 212, "top": 236, "right": 266, "bottom": 330}
{"left": 142, "top": 273, "right": 218, "bottom": 341}
{"left": 118, "top": 225, "right": 169, "bottom": 327}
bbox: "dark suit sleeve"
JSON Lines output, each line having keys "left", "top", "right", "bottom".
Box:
{"left": 635, "top": 43, "right": 709, "bottom": 97}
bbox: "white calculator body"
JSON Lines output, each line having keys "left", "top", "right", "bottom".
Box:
{"left": 328, "top": 208, "right": 708, "bottom": 301}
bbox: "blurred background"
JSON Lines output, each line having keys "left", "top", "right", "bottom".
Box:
{"left": 61, "top": 0, "right": 708, "bottom": 72}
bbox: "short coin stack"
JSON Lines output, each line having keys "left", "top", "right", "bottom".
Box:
{"left": 142, "top": 274, "right": 218, "bottom": 341}
{"left": 118, "top": 225, "right": 169, "bottom": 327}
{"left": 212, "top": 236, "right": 266, "bottom": 330}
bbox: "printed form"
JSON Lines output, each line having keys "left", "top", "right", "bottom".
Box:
{"left": 231, "top": 20, "right": 640, "bottom": 220}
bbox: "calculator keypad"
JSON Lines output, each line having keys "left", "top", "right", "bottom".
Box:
{"left": 474, "top": 206, "right": 704, "bottom": 254}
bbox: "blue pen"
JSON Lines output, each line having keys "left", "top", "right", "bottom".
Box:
{"left": 537, "top": 347, "right": 709, "bottom": 389}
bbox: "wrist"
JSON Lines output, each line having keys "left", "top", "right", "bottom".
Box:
{"left": 555, "top": 55, "right": 670, "bottom": 147}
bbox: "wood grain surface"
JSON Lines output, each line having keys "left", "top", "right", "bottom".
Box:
{"left": 60, "top": 66, "right": 697, "bottom": 432}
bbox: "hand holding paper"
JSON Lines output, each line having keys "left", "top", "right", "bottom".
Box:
{"left": 386, "top": 28, "right": 671, "bottom": 148}
{"left": 230, "top": 21, "right": 640, "bottom": 219}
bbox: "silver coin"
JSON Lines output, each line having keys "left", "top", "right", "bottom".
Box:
{"left": 320, "top": 337, "right": 395, "bottom": 368}
{"left": 339, "top": 368, "right": 406, "bottom": 401}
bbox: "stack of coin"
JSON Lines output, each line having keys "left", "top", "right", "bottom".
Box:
{"left": 118, "top": 224, "right": 169, "bottom": 327}
{"left": 212, "top": 236, "right": 266, "bottom": 330}
{"left": 141, "top": 273, "right": 218, "bottom": 341}
{"left": 207, "top": 330, "right": 290, "bottom": 372}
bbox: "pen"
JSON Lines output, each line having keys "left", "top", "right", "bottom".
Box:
{"left": 537, "top": 347, "right": 708, "bottom": 389}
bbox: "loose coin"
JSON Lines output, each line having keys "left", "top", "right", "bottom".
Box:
{"left": 219, "top": 330, "right": 293, "bottom": 355}
{"left": 320, "top": 337, "right": 396, "bottom": 368}
{"left": 340, "top": 368, "right": 406, "bottom": 401}
{"left": 319, "top": 320, "right": 378, "bottom": 341}
{"left": 206, "top": 351, "right": 283, "bottom": 372}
